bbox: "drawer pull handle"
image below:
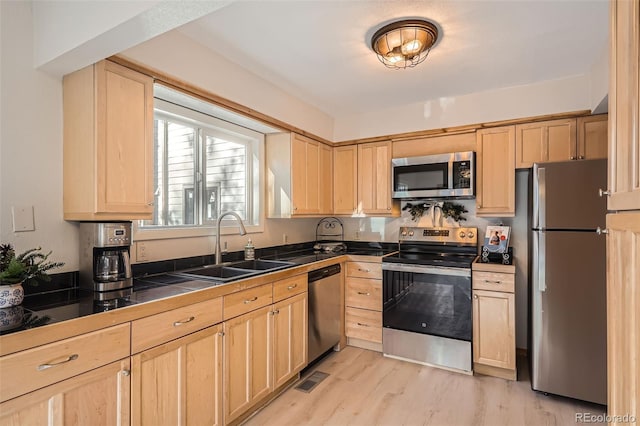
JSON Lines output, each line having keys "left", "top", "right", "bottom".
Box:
{"left": 244, "top": 296, "right": 258, "bottom": 304}
{"left": 357, "top": 291, "right": 371, "bottom": 296}
{"left": 287, "top": 284, "right": 298, "bottom": 290}
{"left": 37, "top": 354, "right": 79, "bottom": 371}
{"left": 173, "top": 316, "right": 195, "bottom": 326}
{"left": 484, "top": 280, "right": 502, "bottom": 284}
{"left": 356, "top": 322, "right": 370, "bottom": 327}
{"left": 358, "top": 268, "right": 370, "bottom": 272}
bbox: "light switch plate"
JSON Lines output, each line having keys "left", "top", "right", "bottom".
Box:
{"left": 12, "top": 206, "right": 35, "bottom": 232}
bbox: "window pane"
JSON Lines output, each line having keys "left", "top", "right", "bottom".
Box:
{"left": 204, "top": 135, "right": 247, "bottom": 224}
{"left": 142, "top": 119, "right": 197, "bottom": 227}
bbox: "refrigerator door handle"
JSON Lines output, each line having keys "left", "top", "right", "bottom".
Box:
{"left": 538, "top": 231, "right": 546, "bottom": 292}
{"left": 534, "top": 166, "right": 546, "bottom": 230}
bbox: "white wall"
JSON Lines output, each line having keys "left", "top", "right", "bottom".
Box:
{"left": 32, "top": 1, "right": 227, "bottom": 77}
{"left": 0, "top": 1, "right": 77, "bottom": 271}
{"left": 334, "top": 75, "right": 592, "bottom": 141}
{"left": 121, "top": 31, "right": 335, "bottom": 142}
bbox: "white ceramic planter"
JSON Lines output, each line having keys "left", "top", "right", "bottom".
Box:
{"left": 0, "top": 305, "right": 24, "bottom": 331}
{"left": 0, "top": 283, "right": 24, "bottom": 308}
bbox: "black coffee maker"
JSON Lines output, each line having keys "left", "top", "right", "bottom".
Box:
{"left": 79, "top": 222, "right": 132, "bottom": 292}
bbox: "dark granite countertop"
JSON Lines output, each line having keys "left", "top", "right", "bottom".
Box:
{"left": 0, "top": 241, "right": 397, "bottom": 337}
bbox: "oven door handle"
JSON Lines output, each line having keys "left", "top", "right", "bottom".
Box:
{"left": 382, "top": 262, "right": 471, "bottom": 277}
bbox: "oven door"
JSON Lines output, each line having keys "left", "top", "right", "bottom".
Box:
{"left": 382, "top": 263, "right": 472, "bottom": 342}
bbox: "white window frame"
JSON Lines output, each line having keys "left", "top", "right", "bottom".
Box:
{"left": 134, "top": 99, "right": 265, "bottom": 241}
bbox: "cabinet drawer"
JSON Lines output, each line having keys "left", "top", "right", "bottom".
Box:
{"left": 473, "top": 271, "right": 515, "bottom": 293}
{"left": 0, "top": 323, "right": 130, "bottom": 402}
{"left": 346, "top": 277, "right": 382, "bottom": 311}
{"left": 132, "top": 298, "right": 223, "bottom": 353}
{"left": 345, "top": 307, "right": 382, "bottom": 343}
{"left": 223, "top": 284, "right": 273, "bottom": 320}
{"left": 273, "top": 274, "right": 308, "bottom": 303}
{"left": 346, "top": 261, "right": 382, "bottom": 279}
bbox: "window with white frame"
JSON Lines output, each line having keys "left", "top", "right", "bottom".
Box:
{"left": 140, "top": 96, "right": 263, "bottom": 232}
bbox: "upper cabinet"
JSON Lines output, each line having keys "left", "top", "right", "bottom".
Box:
{"left": 577, "top": 115, "right": 608, "bottom": 161}
{"left": 476, "top": 126, "right": 516, "bottom": 217}
{"left": 266, "top": 132, "right": 333, "bottom": 217}
{"left": 357, "top": 141, "right": 396, "bottom": 215}
{"left": 608, "top": 0, "right": 640, "bottom": 211}
{"left": 515, "top": 119, "right": 576, "bottom": 168}
{"left": 515, "top": 116, "right": 608, "bottom": 169}
{"left": 63, "top": 60, "right": 154, "bottom": 221}
{"left": 333, "top": 145, "right": 358, "bottom": 215}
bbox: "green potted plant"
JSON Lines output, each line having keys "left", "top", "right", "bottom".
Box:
{"left": 0, "top": 244, "right": 64, "bottom": 308}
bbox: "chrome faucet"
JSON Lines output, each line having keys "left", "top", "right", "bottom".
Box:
{"left": 215, "top": 211, "right": 247, "bottom": 264}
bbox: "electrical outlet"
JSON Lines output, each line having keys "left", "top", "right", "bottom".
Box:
{"left": 355, "top": 231, "right": 361, "bottom": 240}
{"left": 283, "top": 234, "right": 288, "bottom": 244}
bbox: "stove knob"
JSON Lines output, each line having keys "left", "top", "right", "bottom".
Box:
{"left": 408, "top": 231, "right": 414, "bottom": 237}
{"left": 459, "top": 231, "right": 466, "bottom": 238}
{"left": 401, "top": 231, "right": 407, "bottom": 236}
{"left": 467, "top": 231, "right": 475, "bottom": 239}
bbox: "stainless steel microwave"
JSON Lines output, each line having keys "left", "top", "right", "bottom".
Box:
{"left": 391, "top": 151, "right": 475, "bottom": 199}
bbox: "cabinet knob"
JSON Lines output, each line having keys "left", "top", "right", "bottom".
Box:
{"left": 596, "top": 227, "right": 609, "bottom": 235}
{"left": 473, "top": 294, "right": 478, "bottom": 299}
{"left": 570, "top": 156, "right": 576, "bottom": 160}
{"left": 147, "top": 202, "right": 155, "bottom": 206}
{"left": 122, "top": 370, "right": 131, "bottom": 377}
{"left": 218, "top": 331, "right": 225, "bottom": 337}
{"left": 387, "top": 207, "right": 391, "bottom": 210}
{"left": 578, "top": 155, "right": 585, "bottom": 160}
{"left": 598, "top": 188, "right": 611, "bottom": 197}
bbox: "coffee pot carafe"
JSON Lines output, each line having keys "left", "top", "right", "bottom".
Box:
{"left": 80, "top": 223, "right": 133, "bottom": 292}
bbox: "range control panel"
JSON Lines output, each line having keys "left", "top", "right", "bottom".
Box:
{"left": 399, "top": 226, "right": 477, "bottom": 246}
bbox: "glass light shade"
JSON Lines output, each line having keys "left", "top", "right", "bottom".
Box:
{"left": 371, "top": 19, "right": 438, "bottom": 69}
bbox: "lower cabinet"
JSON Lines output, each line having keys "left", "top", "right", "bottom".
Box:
{"left": 0, "top": 359, "right": 130, "bottom": 425}
{"left": 224, "top": 292, "right": 308, "bottom": 424}
{"left": 272, "top": 292, "right": 308, "bottom": 389}
{"left": 131, "top": 325, "right": 224, "bottom": 426}
{"left": 471, "top": 264, "right": 517, "bottom": 381}
{"left": 224, "top": 305, "right": 272, "bottom": 423}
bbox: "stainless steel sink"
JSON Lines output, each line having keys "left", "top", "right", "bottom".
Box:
{"left": 173, "top": 259, "right": 295, "bottom": 283}
{"left": 229, "top": 259, "right": 295, "bottom": 271}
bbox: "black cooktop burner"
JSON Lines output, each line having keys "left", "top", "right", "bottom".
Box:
{"left": 382, "top": 252, "right": 477, "bottom": 268}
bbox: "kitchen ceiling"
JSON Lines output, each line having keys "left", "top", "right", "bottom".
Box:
{"left": 177, "top": 0, "right": 609, "bottom": 118}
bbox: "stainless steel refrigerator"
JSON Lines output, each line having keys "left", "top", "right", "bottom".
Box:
{"left": 530, "top": 159, "right": 607, "bottom": 405}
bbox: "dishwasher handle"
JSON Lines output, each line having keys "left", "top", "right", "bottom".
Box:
{"left": 308, "top": 264, "right": 341, "bottom": 282}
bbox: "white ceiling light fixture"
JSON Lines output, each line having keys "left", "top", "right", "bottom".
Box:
{"left": 371, "top": 19, "right": 439, "bottom": 70}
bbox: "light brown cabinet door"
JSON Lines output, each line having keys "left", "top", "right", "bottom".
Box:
{"left": 333, "top": 145, "right": 358, "bottom": 214}
{"left": 224, "top": 306, "right": 272, "bottom": 424}
{"left": 0, "top": 359, "right": 130, "bottom": 426}
{"left": 608, "top": 0, "right": 640, "bottom": 211}
{"left": 476, "top": 126, "right": 516, "bottom": 217}
{"left": 291, "top": 134, "right": 321, "bottom": 215}
{"left": 577, "top": 115, "right": 608, "bottom": 160}
{"left": 131, "top": 325, "right": 223, "bottom": 426}
{"left": 358, "top": 141, "right": 393, "bottom": 214}
{"left": 63, "top": 60, "right": 154, "bottom": 220}
{"left": 606, "top": 212, "right": 640, "bottom": 419}
{"left": 97, "top": 61, "right": 154, "bottom": 215}
{"left": 319, "top": 143, "right": 334, "bottom": 214}
{"left": 272, "top": 292, "right": 308, "bottom": 389}
{"left": 515, "top": 119, "right": 576, "bottom": 168}
{"left": 472, "top": 289, "right": 515, "bottom": 371}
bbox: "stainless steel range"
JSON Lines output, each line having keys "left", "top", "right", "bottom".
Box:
{"left": 382, "top": 226, "right": 477, "bottom": 373}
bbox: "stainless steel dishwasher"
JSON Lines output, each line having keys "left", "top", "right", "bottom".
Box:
{"left": 308, "top": 263, "right": 342, "bottom": 363}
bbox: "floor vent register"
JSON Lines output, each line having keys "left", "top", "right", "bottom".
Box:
{"left": 295, "top": 371, "right": 329, "bottom": 393}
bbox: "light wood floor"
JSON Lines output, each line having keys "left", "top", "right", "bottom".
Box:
{"left": 245, "top": 346, "right": 605, "bottom": 426}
